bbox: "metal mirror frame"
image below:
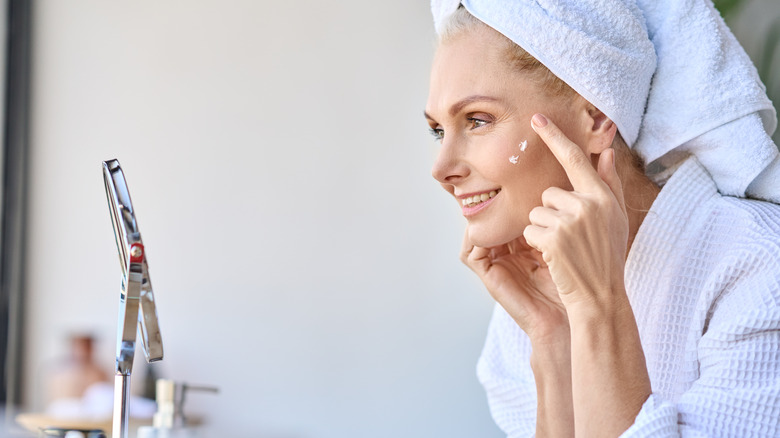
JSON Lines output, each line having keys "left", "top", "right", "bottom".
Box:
{"left": 102, "top": 159, "right": 163, "bottom": 438}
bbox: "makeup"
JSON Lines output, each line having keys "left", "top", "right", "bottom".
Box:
{"left": 509, "top": 155, "right": 520, "bottom": 164}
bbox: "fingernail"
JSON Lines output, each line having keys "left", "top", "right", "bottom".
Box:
{"left": 531, "top": 113, "right": 548, "bottom": 128}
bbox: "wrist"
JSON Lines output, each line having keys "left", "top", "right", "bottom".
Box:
{"left": 530, "top": 332, "right": 571, "bottom": 374}
{"left": 566, "top": 290, "right": 651, "bottom": 435}
{"left": 563, "top": 285, "right": 632, "bottom": 327}
{"left": 567, "top": 293, "right": 640, "bottom": 356}
{"left": 531, "top": 332, "right": 575, "bottom": 438}
{"left": 529, "top": 323, "right": 571, "bottom": 353}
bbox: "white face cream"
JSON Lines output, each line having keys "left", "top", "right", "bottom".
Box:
{"left": 509, "top": 140, "right": 527, "bottom": 164}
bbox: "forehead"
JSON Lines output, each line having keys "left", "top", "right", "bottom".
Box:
{"left": 432, "top": 28, "right": 512, "bottom": 86}
{"left": 426, "top": 29, "right": 537, "bottom": 117}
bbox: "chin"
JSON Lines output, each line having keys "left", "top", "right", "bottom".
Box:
{"left": 467, "top": 222, "right": 523, "bottom": 248}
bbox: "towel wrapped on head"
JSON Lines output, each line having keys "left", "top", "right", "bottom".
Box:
{"left": 431, "top": 0, "right": 780, "bottom": 203}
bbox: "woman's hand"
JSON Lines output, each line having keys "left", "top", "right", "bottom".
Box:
{"left": 524, "top": 113, "right": 651, "bottom": 437}
{"left": 462, "top": 232, "right": 575, "bottom": 438}
{"left": 461, "top": 233, "right": 569, "bottom": 345}
{"left": 523, "top": 113, "right": 629, "bottom": 311}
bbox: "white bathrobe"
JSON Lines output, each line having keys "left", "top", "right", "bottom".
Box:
{"left": 476, "top": 157, "right": 780, "bottom": 437}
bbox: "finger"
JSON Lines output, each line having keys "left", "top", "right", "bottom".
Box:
{"left": 467, "top": 245, "right": 495, "bottom": 275}
{"left": 459, "top": 230, "right": 474, "bottom": 264}
{"left": 508, "top": 236, "right": 535, "bottom": 255}
{"left": 461, "top": 243, "right": 488, "bottom": 268}
{"left": 528, "top": 206, "right": 560, "bottom": 228}
{"left": 597, "top": 148, "right": 627, "bottom": 215}
{"left": 522, "top": 224, "right": 548, "bottom": 254}
{"left": 468, "top": 245, "right": 492, "bottom": 262}
{"left": 460, "top": 231, "right": 496, "bottom": 273}
{"left": 531, "top": 113, "right": 602, "bottom": 192}
{"left": 505, "top": 237, "right": 545, "bottom": 267}
{"left": 490, "top": 244, "right": 510, "bottom": 259}
{"left": 540, "top": 186, "right": 578, "bottom": 211}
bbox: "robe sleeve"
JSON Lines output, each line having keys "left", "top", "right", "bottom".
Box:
{"left": 477, "top": 304, "right": 538, "bottom": 437}
{"left": 621, "top": 248, "right": 780, "bottom": 437}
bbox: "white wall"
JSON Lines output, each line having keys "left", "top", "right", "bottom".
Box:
{"left": 23, "top": 1, "right": 501, "bottom": 437}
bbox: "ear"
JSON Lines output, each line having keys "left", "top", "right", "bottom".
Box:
{"left": 583, "top": 104, "right": 617, "bottom": 156}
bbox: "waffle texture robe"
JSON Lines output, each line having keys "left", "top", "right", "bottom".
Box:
{"left": 477, "top": 157, "right": 780, "bottom": 437}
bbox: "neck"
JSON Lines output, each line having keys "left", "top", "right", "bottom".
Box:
{"left": 620, "top": 165, "right": 661, "bottom": 254}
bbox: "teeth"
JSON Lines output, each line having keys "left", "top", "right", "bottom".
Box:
{"left": 462, "top": 190, "right": 499, "bottom": 207}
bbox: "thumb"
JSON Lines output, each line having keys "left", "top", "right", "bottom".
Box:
{"left": 597, "top": 148, "right": 627, "bottom": 215}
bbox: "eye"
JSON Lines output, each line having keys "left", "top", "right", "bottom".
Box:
{"left": 467, "top": 117, "right": 489, "bottom": 130}
{"left": 429, "top": 127, "right": 444, "bottom": 142}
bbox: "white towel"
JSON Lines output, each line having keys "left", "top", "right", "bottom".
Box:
{"left": 431, "top": 0, "right": 780, "bottom": 203}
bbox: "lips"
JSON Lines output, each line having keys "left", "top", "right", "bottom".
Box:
{"left": 459, "top": 189, "right": 500, "bottom": 217}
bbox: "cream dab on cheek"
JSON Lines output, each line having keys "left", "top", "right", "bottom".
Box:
{"left": 508, "top": 140, "right": 528, "bottom": 164}
{"left": 519, "top": 140, "right": 528, "bottom": 152}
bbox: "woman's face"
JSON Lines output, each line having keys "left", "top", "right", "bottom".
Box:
{"left": 425, "top": 27, "right": 587, "bottom": 248}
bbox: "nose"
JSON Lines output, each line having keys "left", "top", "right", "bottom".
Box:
{"left": 431, "top": 137, "right": 469, "bottom": 185}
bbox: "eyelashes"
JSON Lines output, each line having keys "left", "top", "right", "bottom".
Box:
{"left": 428, "top": 115, "right": 492, "bottom": 142}
{"left": 467, "top": 117, "right": 489, "bottom": 129}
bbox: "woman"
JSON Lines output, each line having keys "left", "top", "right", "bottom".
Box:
{"left": 424, "top": 1, "right": 780, "bottom": 437}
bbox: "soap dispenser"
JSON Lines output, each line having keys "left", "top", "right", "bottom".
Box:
{"left": 136, "top": 379, "right": 218, "bottom": 438}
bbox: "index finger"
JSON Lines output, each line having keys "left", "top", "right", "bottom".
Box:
{"left": 531, "top": 113, "right": 602, "bottom": 192}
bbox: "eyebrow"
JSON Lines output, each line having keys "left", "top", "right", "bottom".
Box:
{"left": 424, "top": 94, "right": 504, "bottom": 122}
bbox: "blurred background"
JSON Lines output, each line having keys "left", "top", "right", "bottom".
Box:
{"left": 0, "top": 1, "right": 777, "bottom": 437}
{"left": 2, "top": 1, "right": 500, "bottom": 437}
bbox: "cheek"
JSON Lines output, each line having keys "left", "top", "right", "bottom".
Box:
{"left": 468, "top": 137, "right": 527, "bottom": 180}
{"left": 500, "top": 141, "right": 568, "bottom": 208}
{"left": 495, "top": 136, "right": 542, "bottom": 178}
{"left": 502, "top": 138, "right": 532, "bottom": 165}
{"left": 521, "top": 138, "right": 572, "bottom": 187}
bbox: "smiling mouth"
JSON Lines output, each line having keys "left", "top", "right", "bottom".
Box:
{"left": 461, "top": 189, "right": 500, "bottom": 208}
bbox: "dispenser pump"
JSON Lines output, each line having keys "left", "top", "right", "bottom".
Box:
{"left": 152, "top": 379, "right": 180, "bottom": 429}
{"left": 137, "top": 379, "right": 218, "bottom": 438}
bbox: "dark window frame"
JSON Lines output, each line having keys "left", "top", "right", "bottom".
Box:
{"left": 1, "top": 0, "right": 31, "bottom": 413}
